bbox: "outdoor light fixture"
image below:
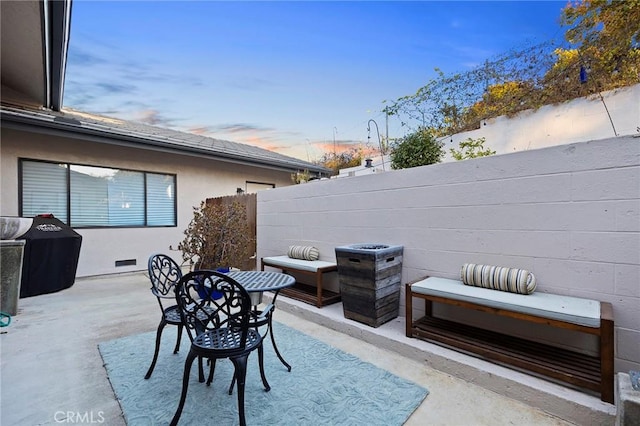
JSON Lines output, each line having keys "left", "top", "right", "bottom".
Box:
{"left": 365, "top": 159, "right": 373, "bottom": 168}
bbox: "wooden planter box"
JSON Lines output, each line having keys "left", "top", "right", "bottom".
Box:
{"left": 335, "top": 244, "right": 403, "bottom": 327}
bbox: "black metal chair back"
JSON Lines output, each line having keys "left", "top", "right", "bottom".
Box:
{"left": 144, "top": 253, "right": 184, "bottom": 379}
{"left": 175, "top": 270, "right": 251, "bottom": 352}
{"left": 148, "top": 253, "right": 183, "bottom": 303}
{"left": 170, "top": 269, "right": 270, "bottom": 426}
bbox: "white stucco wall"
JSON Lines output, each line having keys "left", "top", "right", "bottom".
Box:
{"left": 257, "top": 135, "right": 640, "bottom": 373}
{"left": 0, "top": 127, "right": 293, "bottom": 276}
{"left": 443, "top": 83, "right": 640, "bottom": 159}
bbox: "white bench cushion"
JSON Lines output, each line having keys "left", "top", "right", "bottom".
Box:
{"left": 262, "top": 256, "right": 336, "bottom": 273}
{"left": 411, "top": 277, "right": 601, "bottom": 328}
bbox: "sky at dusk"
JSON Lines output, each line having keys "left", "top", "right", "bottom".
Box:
{"left": 64, "top": 1, "right": 568, "bottom": 162}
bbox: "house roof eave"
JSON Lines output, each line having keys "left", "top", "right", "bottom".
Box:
{"left": 0, "top": 107, "right": 329, "bottom": 175}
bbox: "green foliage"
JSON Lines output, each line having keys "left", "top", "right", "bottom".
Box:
{"left": 315, "top": 147, "right": 363, "bottom": 175}
{"left": 450, "top": 137, "right": 496, "bottom": 161}
{"left": 383, "top": 0, "right": 640, "bottom": 137}
{"left": 390, "top": 127, "right": 444, "bottom": 169}
{"left": 178, "top": 199, "right": 255, "bottom": 270}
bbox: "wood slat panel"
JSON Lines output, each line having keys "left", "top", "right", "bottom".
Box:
{"left": 279, "top": 282, "right": 341, "bottom": 307}
{"left": 412, "top": 316, "right": 601, "bottom": 392}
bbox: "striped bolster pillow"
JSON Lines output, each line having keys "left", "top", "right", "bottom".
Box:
{"left": 461, "top": 263, "right": 537, "bottom": 295}
{"left": 287, "top": 245, "right": 320, "bottom": 261}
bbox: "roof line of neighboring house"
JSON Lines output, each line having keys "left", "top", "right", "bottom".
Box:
{"left": 0, "top": 104, "right": 329, "bottom": 175}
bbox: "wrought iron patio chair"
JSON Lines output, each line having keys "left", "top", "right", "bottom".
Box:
{"left": 144, "top": 253, "right": 186, "bottom": 379}
{"left": 170, "top": 269, "right": 270, "bottom": 426}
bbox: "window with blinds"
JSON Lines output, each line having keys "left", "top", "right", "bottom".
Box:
{"left": 20, "top": 159, "right": 176, "bottom": 228}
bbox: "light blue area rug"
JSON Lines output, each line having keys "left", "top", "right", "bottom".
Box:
{"left": 99, "top": 322, "right": 428, "bottom": 425}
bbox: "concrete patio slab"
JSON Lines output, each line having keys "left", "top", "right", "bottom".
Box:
{"left": 0, "top": 272, "right": 615, "bottom": 425}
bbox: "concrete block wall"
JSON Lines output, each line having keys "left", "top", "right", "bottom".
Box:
{"left": 257, "top": 135, "right": 640, "bottom": 373}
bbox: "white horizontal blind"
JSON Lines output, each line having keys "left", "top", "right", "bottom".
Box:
{"left": 70, "top": 165, "right": 110, "bottom": 226}
{"left": 146, "top": 173, "right": 176, "bottom": 226}
{"left": 105, "top": 170, "right": 145, "bottom": 226}
{"left": 21, "top": 161, "right": 68, "bottom": 222}
{"left": 21, "top": 160, "right": 177, "bottom": 228}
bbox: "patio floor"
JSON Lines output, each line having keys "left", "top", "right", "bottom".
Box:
{"left": 0, "top": 272, "right": 615, "bottom": 425}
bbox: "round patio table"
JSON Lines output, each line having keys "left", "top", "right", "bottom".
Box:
{"left": 227, "top": 270, "right": 296, "bottom": 371}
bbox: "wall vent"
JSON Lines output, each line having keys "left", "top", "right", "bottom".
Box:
{"left": 115, "top": 259, "right": 136, "bottom": 267}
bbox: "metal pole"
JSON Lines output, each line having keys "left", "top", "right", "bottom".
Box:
{"left": 385, "top": 112, "right": 389, "bottom": 154}
{"left": 333, "top": 127, "right": 337, "bottom": 155}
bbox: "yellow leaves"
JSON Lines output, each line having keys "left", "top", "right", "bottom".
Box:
{"left": 551, "top": 48, "right": 580, "bottom": 70}
{"left": 486, "top": 81, "right": 523, "bottom": 100}
{"left": 317, "top": 147, "right": 364, "bottom": 174}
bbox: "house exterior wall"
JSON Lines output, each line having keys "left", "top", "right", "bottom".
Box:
{"left": 257, "top": 135, "right": 640, "bottom": 373}
{"left": 1, "top": 127, "right": 293, "bottom": 276}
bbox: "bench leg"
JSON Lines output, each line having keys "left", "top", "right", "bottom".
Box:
{"left": 315, "top": 272, "right": 323, "bottom": 308}
{"left": 405, "top": 283, "right": 413, "bottom": 338}
{"left": 600, "top": 313, "right": 615, "bottom": 403}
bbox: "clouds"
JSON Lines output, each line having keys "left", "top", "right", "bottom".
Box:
{"left": 211, "top": 123, "right": 275, "bottom": 134}
{"left": 67, "top": 49, "right": 106, "bottom": 67}
{"left": 186, "top": 122, "right": 298, "bottom": 152}
{"left": 133, "top": 110, "right": 176, "bottom": 127}
{"left": 63, "top": 1, "right": 565, "bottom": 162}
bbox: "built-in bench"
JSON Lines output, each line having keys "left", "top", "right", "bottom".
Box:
{"left": 261, "top": 256, "right": 341, "bottom": 308}
{"left": 405, "top": 276, "right": 614, "bottom": 403}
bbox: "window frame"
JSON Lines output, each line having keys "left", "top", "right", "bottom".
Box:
{"left": 18, "top": 158, "right": 177, "bottom": 229}
{"left": 244, "top": 180, "right": 276, "bottom": 194}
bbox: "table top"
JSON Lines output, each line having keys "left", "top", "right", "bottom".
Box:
{"left": 227, "top": 270, "right": 295, "bottom": 293}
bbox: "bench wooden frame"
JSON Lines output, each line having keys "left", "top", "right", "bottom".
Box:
{"left": 261, "top": 257, "right": 341, "bottom": 308}
{"left": 405, "top": 279, "right": 615, "bottom": 403}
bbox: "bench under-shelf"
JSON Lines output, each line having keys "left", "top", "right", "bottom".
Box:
{"left": 279, "top": 282, "right": 341, "bottom": 307}
{"left": 412, "top": 315, "right": 602, "bottom": 394}
{"left": 261, "top": 256, "right": 341, "bottom": 308}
